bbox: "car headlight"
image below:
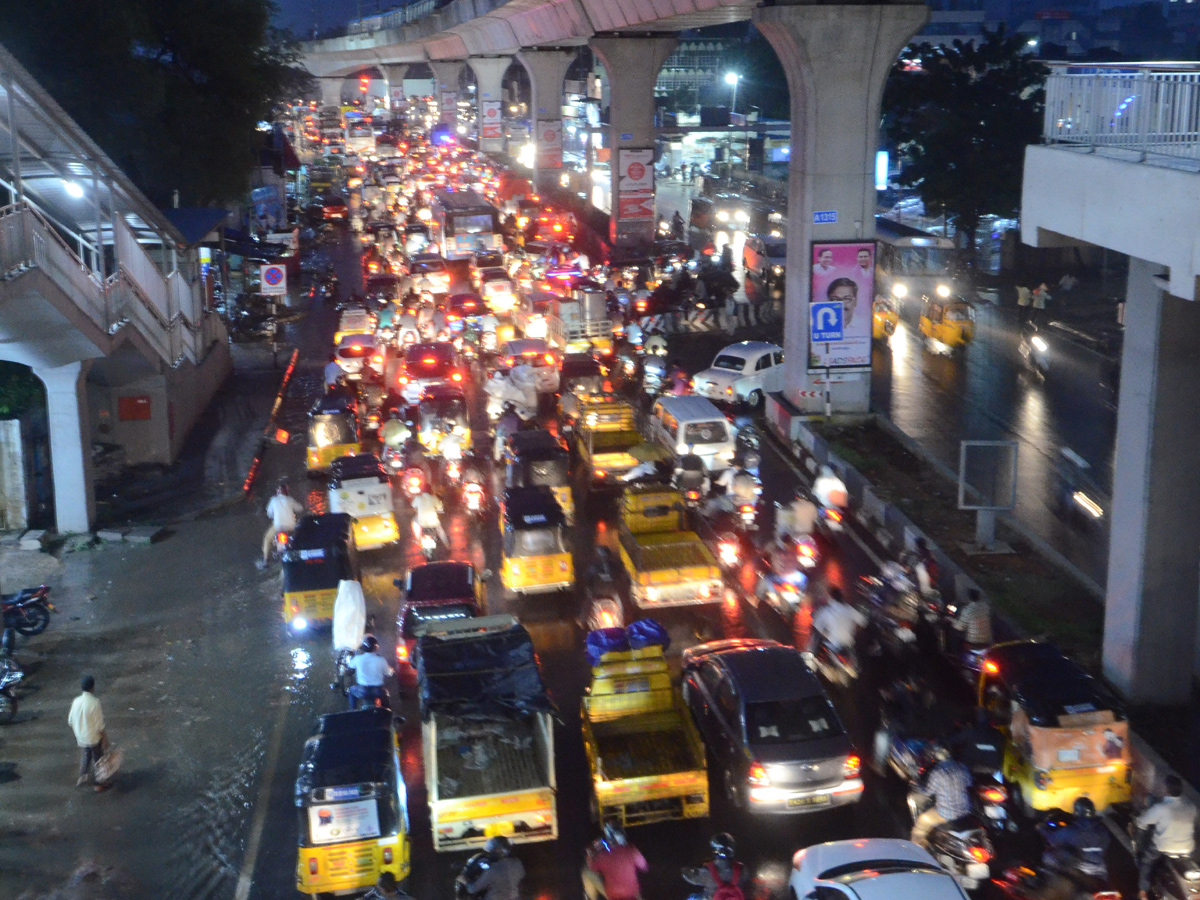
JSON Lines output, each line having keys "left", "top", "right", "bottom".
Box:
{"left": 715, "top": 210, "right": 730, "bottom": 222}
{"left": 292, "top": 617, "right": 309, "bottom": 631}
{"left": 936, "top": 284, "right": 951, "bottom": 298}
{"left": 1031, "top": 336, "right": 1048, "bottom": 352}
{"left": 892, "top": 283, "right": 908, "bottom": 298}
{"left": 771, "top": 265, "right": 783, "bottom": 274}
{"left": 734, "top": 210, "right": 750, "bottom": 223}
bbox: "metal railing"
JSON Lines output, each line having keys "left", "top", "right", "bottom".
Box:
{"left": 346, "top": 0, "right": 440, "bottom": 35}
{"left": 1044, "top": 63, "right": 1200, "bottom": 168}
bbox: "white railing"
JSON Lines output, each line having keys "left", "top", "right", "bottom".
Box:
{"left": 167, "top": 270, "right": 200, "bottom": 327}
{"left": 1044, "top": 64, "right": 1200, "bottom": 168}
{"left": 346, "top": 0, "right": 439, "bottom": 34}
{"left": 114, "top": 217, "right": 172, "bottom": 322}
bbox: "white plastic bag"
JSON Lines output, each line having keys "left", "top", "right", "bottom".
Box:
{"left": 332, "top": 580, "right": 367, "bottom": 651}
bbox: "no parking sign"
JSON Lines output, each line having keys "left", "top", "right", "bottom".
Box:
{"left": 260, "top": 263, "right": 287, "bottom": 296}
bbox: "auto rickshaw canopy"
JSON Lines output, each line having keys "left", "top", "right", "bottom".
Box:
{"left": 923, "top": 295, "right": 975, "bottom": 322}
{"left": 294, "top": 708, "right": 397, "bottom": 805}
{"left": 282, "top": 513, "right": 357, "bottom": 594}
{"left": 982, "top": 641, "right": 1124, "bottom": 727}
{"left": 328, "top": 453, "right": 389, "bottom": 488}
{"left": 502, "top": 485, "right": 566, "bottom": 530}
{"left": 400, "top": 561, "right": 478, "bottom": 603}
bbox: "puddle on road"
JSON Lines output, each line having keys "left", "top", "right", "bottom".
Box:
{"left": 289, "top": 647, "right": 313, "bottom": 687}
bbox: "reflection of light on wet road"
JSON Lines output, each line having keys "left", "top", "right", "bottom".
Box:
{"left": 1016, "top": 380, "right": 1046, "bottom": 431}
{"left": 289, "top": 648, "right": 312, "bottom": 686}
{"left": 305, "top": 486, "right": 328, "bottom": 514}
{"left": 889, "top": 323, "right": 910, "bottom": 376}
{"left": 752, "top": 859, "right": 791, "bottom": 898}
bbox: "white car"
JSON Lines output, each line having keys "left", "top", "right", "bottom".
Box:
{"left": 335, "top": 334, "right": 386, "bottom": 381}
{"left": 743, "top": 233, "right": 787, "bottom": 286}
{"left": 789, "top": 840, "right": 970, "bottom": 900}
{"left": 691, "top": 341, "right": 784, "bottom": 410}
{"left": 498, "top": 338, "right": 559, "bottom": 393}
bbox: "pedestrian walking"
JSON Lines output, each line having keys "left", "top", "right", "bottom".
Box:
{"left": 1016, "top": 284, "right": 1032, "bottom": 324}
{"left": 68, "top": 675, "right": 107, "bottom": 791}
{"left": 1031, "top": 282, "right": 1051, "bottom": 325}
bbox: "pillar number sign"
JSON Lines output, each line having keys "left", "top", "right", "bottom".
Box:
{"left": 440, "top": 89, "right": 457, "bottom": 124}
{"left": 481, "top": 101, "right": 503, "bottom": 140}
{"left": 260, "top": 264, "right": 287, "bottom": 296}
{"left": 616, "top": 148, "right": 655, "bottom": 220}
{"left": 536, "top": 120, "right": 563, "bottom": 169}
{"left": 390, "top": 86, "right": 404, "bottom": 108}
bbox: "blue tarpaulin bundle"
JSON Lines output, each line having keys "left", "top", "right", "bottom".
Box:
{"left": 585, "top": 627, "right": 629, "bottom": 667}
{"left": 627, "top": 618, "right": 670, "bottom": 652}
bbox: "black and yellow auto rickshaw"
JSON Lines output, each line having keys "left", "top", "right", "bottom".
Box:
{"left": 417, "top": 383, "right": 470, "bottom": 454}
{"left": 872, "top": 295, "right": 900, "bottom": 342}
{"left": 918, "top": 292, "right": 975, "bottom": 352}
{"left": 307, "top": 393, "right": 361, "bottom": 472}
{"left": 328, "top": 454, "right": 400, "bottom": 551}
{"left": 282, "top": 513, "right": 359, "bottom": 634}
{"left": 499, "top": 485, "right": 574, "bottom": 595}
{"left": 505, "top": 430, "right": 574, "bottom": 525}
{"left": 978, "top": 641, "right": 1131, "bottom": 813}
{"left": 295, "top": 707, "right": 411, "bottom": 895}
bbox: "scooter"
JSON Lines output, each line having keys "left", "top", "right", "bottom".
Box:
{"left": 401, "top": 467, "right": 428, "bottom": 505}
{"left": 1019, "top": 323, "right": 1050, "bottom": 380}
{"left": 807, "top": 636, "right": 859, "bottom": 687}
{"left": 462, "top": 478, "right": 487, "bottom": 520}
{"left": 412, "top": 518, "right": 440, "bottom": 561}
{"left": 2, "top": 586, "right": 52, "bottom": 636}
{"left": 908, "top": 790, "right": 995, "bottom": 891}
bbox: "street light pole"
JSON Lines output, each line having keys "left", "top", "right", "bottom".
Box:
{"left": 725, "top": 72, "right": 739, "bottom": 178}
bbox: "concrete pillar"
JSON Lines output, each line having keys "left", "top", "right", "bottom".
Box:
{"left": 429, "top": 60, "right": 464, "bottom": 124}
{"left": 590, "top": 37, "right": 677, "bottom": 252}
{"left": 517, "top": 50, "right": 576, "bottom": 190}
{"left": 754, "top": 3, "right": 927, "bottom": 413}
{"left": 470, "top": 56, "right": 512, "bottom": 154}
{"left": 35, "top": 360, "right": 95, "bottom": 534}
{"left": 385, "top": 64, "right": 409, "bottom": 111}
{"left": 1102, "top": 258, "right": 1200, "bottom": 701}
{"left": 319, "top": 77, "right": 343, "bottom": 108}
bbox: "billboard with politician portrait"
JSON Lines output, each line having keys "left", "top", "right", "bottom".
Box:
{"left": 809, "top": 240, "right": 875, "bottom": 370}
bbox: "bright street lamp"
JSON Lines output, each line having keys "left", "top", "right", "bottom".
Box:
{"left": 724, "top": 73, "right": 740, "bottom": 176}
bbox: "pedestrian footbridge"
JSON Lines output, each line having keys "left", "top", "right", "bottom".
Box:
{"left": 0, "top": 44, "right": 230, "bottom": 533}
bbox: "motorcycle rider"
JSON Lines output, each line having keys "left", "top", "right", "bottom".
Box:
{"left": 811, "top": 586, "right": 866, "bottom": 663}
{"left": 668, "top": 360, "right": 689, "bottom": 395}
{"left": 346, "top": 635, "right": 393, "bottom": 710}
{"left": 412, "top": 485, "right": 448, "bottom": 548}
{"left": 259, "top": 481, "right": 303, "bottom": 569}
{"left": 584, "top": 820, "right": 648, "bottom": 900}
{"left": 683, "top": 833, "right": 746, "bottom": 900}
{"left": 324, "top": 352, "right": 343, "bottom": 389}
{"left": 364, "top": 871, "right": 413, "bottom": 900}
{"left": 910, "top": 743, "right": 974, "bottom": 846}
{"left": 463, "top": 836, "right": 525, "bottom": 900}
{"left": 493, "top": 402, "right": 522, "bottom": 462}
{"left": 671, "top": 210, "right": 685, "bottom": 240}
{"left": 950, "top": 707, "right": 1006, "bottom": 775}
{"left": 1136, "top": 774, "right": 1197, "bottom": 900}
{"left": 812, "top": 465, "right": 848, "bottom": 512}
{"left": 953, "top": 587, "right": 994, "bottom": 649}
{"left": 1042, "top": 797, "right": 1111, "bottom": 880}
{"left": 776, "top": 490, "right": 818, "bottom": 546}
{"left": 380, "top": 408, "right": 411, "bottom": 450}
{"left": 712, "top": 464, "right": 761, "bottom": 512}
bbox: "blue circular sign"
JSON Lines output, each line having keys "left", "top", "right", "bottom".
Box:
{"left": 263, "top": 266, "right": 284, "bottom": 286}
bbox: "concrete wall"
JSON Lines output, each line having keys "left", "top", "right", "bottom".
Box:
{"left": 1022, "top": 145, "right": 1200, "bottom": 300}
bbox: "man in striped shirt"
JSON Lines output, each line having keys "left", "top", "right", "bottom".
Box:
{"left": 911, "top": 744, "right": 973, "bottom": 845}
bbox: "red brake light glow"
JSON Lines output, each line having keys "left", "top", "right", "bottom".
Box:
{"left": 968, "top": 846, "right": 992, "bottom": 863}
{"left": 843, "top": 754, "right": 862, "bottom": 779}
{"left": 747, "top": 762, "right": 770, "bottom": 787}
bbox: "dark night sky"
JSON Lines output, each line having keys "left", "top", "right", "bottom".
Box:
{"left": 274, "top": 0, "right": 382, "bottom": 35}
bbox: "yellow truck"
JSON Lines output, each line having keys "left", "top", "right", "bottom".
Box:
{"left": 418, "top": 615, "right": 558, "bottom": 851}
{"left": 618, "top": 485, "right": 723, "bottom": 609}
{"left": 571, "top": 396, "right": 641, "bottom": 485}
{"left": 582, "top": 643, "right": 709, "bottom": 826}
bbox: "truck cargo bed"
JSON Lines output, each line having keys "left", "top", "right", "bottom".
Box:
{"left": 591, "top": 712, "right": 703, "bottom": 781}
{"left": 434, "top": 718, "right": 544, "bottom": 799}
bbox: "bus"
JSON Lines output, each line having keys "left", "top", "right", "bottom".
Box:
{"left": 874, "top": 216, "right": 962, "bottom": 310}
{"left": 344, "top": 111, "right": 376, "bottom": 157}
{"left": 431, "top": 190, "right": 502, "bottom": 259}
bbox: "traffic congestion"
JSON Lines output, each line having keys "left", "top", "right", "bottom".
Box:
{"left": 266, "top": 106, "right": 1194, "bottom": 900}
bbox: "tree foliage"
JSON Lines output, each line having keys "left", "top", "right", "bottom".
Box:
{"left": 0, "top": 1, "right": 310, "bottom": 207}
{"left": 0, "top": 363, "right": 43, "bottom": 418}
{"left": 882, "top": 28, "right": 1047, "bottom": 248}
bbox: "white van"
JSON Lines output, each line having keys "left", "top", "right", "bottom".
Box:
{"left": 648, "top": 395, "right": 736, "bottom": 472}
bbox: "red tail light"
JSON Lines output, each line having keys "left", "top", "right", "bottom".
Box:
{"left": 968, "top": 846, "right": 992, "bottom": 863}
{"left": 798, "top": 541, "right": 817, "bottom": 559}
{"left": 826, "top": 508, "right": 843, "bottom": 523}
{"left": 740, "top": 504, "right": 754, "bottom": 513}
{"left": 980, "top": 787, "right": 1006, "bottom": 803}
{"left": 544, "top": 353, "right": 555, "bottom": 365}
{"left": 396, "top": 643, "right": 409, "bottom": 664}
{"left": 983, "top": 659, "right": 1000, "bottom": 674}
{"left": 748, "top": 762, "right": 770, "bottom": 786}
{"left": 308, "top": 859, "right": 319, "bottom": 875}
{"left": 451, "top": 372, "right": 463, "bottom": 382}
{"left": 636, "top": 300, "right": 647, "bottom": 312}
{"left": 843, "top": 754, "right": 862, "bottom": 779}
{"left": 687, "top": 490, "right": 700, "bottom": 500}
{"left": 382, "top": 848, "right": 394, "bottom": 864}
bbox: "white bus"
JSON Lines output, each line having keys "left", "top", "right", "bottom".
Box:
{"left": 431, "top": 190, "right": 502, "bottom": 260}
{"left": 344, "top": 112, "right": 376, "bottom": 157}
{"left": 875, "top": 216, "right": 961, "bottom": 309}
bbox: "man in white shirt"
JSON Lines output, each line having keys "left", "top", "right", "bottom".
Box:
{"left": 324, "top": 353, "right": 343, "bottom": 389}
{"left": 68, "top": 675, "right": 106, "bottom": 789}
{"left": 260, "top": 482, "right": 303, "bottom": 569}
{"left": 412, "top": 489, "right": 448, "bottom": 546}
{"left": 812, "top": 587, "right": 867, "bottom": 652}
{"left": 347, "top": 636, "right": 394, "bottom": 710}
{"left": 1137, "top": 775, "right": 1197, "bottom": 899}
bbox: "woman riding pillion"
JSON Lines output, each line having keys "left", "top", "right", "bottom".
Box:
{"left": 583, "top": 821, "right": 648, "bottom": 900}
{"left": 683, "top": 833, "right": 747, "bottom": 900}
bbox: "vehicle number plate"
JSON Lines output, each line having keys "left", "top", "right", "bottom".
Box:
{"left": 787, "top": 795, "right": 831, "bottom": 808}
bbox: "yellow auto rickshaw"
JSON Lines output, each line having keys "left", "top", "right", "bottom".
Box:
{"left": 505, "top": 430, "right": 574, "bottom": 526}
{"left": 978, "top": 641, "right": 1131, "bottom": 813}
{"left": 328, "top": 454, "right": 399, "bottom": 551}
{"left": 499, "top": 485, "right": 574, "bottom": 595}
{"left": 919, "top": 293, "right": 975, "bottom": 351}
{"left": 282, "top": 513, "right": 359, "bottom": 634}
{"left": 872, "top": 296, "right": 900, "bottom": 342}
{"left": 295, "top": 707, "right": 411, "bottom": 895}
{"left": 307, "top": 393, "right": 361, "bottom": 471}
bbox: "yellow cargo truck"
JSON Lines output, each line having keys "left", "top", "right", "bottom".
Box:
{"left": 582, "top": 643, "right": 709, "bottom": 826}
{"left": 418, "top": 615, "right": 558, "bottom": 851}
{"left": 618, "top": 485, "right": 723, "bottom": 609}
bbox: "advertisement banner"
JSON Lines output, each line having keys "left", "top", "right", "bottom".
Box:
{"left": 808, "top": 240, "right": 875, "bottom": 370}
{"left": 617, "top": 148, "right": 655, "bottom": 194}
{"left": 617, "top": 194, "right": 655, "bottom": 220}
{"left": 390, "top": 86, "right": 404, "bottom": 108}
{"left": 307, "top": 799, "right": 381, "bottom": 846}
{"left": 481, "top": 101, "right": 503, "bottom": 140}
{"left": 439, "top": 89, "right": 457, "bottom": 124}
{"left": 535, "top": 119, "right": 562, "bottom": 169}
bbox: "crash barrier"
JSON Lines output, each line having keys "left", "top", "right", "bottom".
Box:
{"left": 638, "top": 300, "right": 779, "bottom": 336}
{"left": 243, "top": 348, "right": 299, "bottom": 495}
{"left": 763, "top": 407, "right": 1199, "bottom": 806}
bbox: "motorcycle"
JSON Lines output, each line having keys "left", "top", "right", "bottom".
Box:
{"left": 0, "top": 628, "right": 23, "bottom": 724}
{"left": 816, "top": 504, "right": 846, "bottom": 534}
{"left": 1019, "top": 323, "right": 1050, "bottom": 380}
{"left": 715, "top": 532, "right": 742, "bottom": 572}
{"left": 807, "top": 635, "right": 859, "bottom": 687}
{"left": 674, "top": 454, "right": 709, "bottom": 509}
{"left": 857, "top": 571, "right": 921, "bottom": 662}
{"left": 456, "top": 852, "right": 491, "bottom": 900}
{"left": 401, "top": 467, "right": 428, "bottom": 505}
{"left": 2, "top": 586, "right": 52, "bottom": 636}
{"left": 412, "top": 517, "right": 440, "bottom": 561}
{"left": 1132, "top": 810, "right": 1200, "bottom": 900}
{"left": 462, "top": 478, "right": 487, "bottom": 520}
{"left": 908, "top": 789, "right": 994, "bottom": 891}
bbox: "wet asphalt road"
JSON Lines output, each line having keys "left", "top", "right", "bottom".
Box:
{"left": 240, "top": 228, "right": 959, "bottom": 899}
